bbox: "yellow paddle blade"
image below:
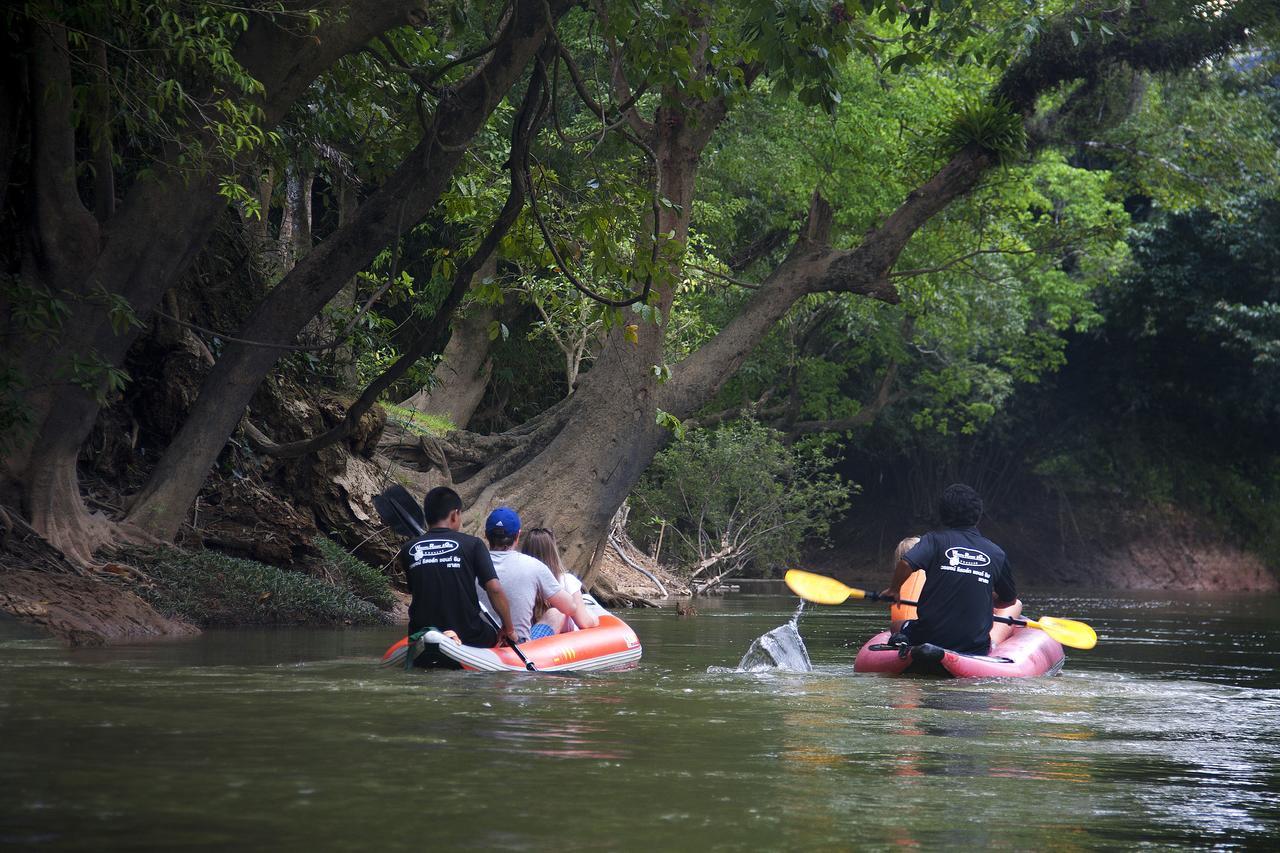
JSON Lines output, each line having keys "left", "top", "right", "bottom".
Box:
{"left": 1026, "top": 616, "right": 1098, "bottom": 650}
{"left": 784, "top": 569, "right": 866, "bottom": 605}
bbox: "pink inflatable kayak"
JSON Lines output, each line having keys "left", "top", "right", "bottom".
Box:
{"left": 854, "top": 626, "right": 1065, "bottom": 678}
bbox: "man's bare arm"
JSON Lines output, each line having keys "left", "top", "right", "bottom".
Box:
{"left": 483, "top": 579, "right": 518, "bottom": 643}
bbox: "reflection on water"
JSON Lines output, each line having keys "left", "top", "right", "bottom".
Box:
{"left": 490, "top": 717, "right": 629, "bottom": 761}
{"left": 1, "top": 592, "right": 1278, "bottom": 850}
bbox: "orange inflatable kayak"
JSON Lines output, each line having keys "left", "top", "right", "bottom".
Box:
{"left": 381, "top": 593, "right": 642, "bottom": 672}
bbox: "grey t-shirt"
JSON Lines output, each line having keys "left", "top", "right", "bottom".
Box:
{"left": 478, "top": 550, "right": 563, "bottom": 642}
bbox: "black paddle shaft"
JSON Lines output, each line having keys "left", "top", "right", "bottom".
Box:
{"left": 871, "top": 590, "right": 1028, "bottom": 629}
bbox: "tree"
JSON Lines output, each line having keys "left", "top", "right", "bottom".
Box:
{"left": 1023, "top": 192, "right": 1280, "bottom": 561}
{"left": 405, "top": 0, "right": 1274, "bottom": 584}
{"left": 3, "top": 0, "right": 442, "bottom": 562}
{"left": 3, "top": 0, "right": 1273, "bottom": 580}
{"left": 1, "top": 0, "right": 577, "bottom": 562}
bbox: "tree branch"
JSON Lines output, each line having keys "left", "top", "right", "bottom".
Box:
{"left": 248, "top": 58, "right": 550, "bottom": 460}
{"left": 594, "top": 0, "right": 654, "bottom": 140}
{"left": 728, "top": 225, "right": 793, "bottom": 271}
{"left": 787, "top": 361, "right": 902, "bottom": 437}
{"left": 686, "top": 262, "right": 762, "bottom": 290}
{"left": 1079, "top": 140, "right": 1213, "bottom": 185}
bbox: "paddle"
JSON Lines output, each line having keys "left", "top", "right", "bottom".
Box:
{"left": 784, "top": 569, "right": 1097, "bottom": 650}
{"left": 372, "top": 483, "right": 425, "bottom": 538}
{"left": 372, "top": 485, "right": 537, "bottom": 671}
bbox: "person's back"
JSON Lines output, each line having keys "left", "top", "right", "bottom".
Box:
{"left": 488, "top": 549, "right": 562, "bottom": 642}
{"left": 480, "top": 507, "right": 598, "bottom": 642}
{"left": 892, "top": 484, "right": 1017, "bottom": 654}
{"left": 402, "top": 487, "right": 516, "bottom": 666}
{"left": 404, "top": 526, "right": 494, "bottom": 643}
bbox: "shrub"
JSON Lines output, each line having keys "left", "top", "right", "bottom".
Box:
{"left": 630, "top": 419, "right": 851, "bottom": 593}
{"left": 131, "top": 547, "right": 392, "bottom": 627}
{"left": 312, "top": 536, "right": 397, "bottom": 610}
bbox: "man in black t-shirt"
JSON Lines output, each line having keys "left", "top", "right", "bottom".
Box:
{"left": 886, "top": 483, "right": 1021, "bottom": 654}
{"left": 401, "top": 487, "right": 517, "bottom": 668}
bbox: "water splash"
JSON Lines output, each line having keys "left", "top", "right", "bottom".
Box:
{"left": 733, "top": 602, "right": 813, "bottom": 673}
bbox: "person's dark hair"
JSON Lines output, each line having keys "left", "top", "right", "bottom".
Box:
{"left": 520, "top": 528, "right": 564, "bottom": 578}
{"left": 486, "top": 531, "right": 518, "bottom": 550}
{"left": 520, "top": 528, "right": 563, "bottom": 623}
{"left": 423, "top": 486, "right": 463, "bottom": 525}
{"left": 938, "top": 483, "right": 983, "bottom": 528}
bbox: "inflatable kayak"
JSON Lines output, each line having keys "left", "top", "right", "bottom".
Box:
{"left": 381, "top": 593, "right": 642, "bottom": 672}
{"left": 854, "top": 626, "right": 1065, "bottom": 678}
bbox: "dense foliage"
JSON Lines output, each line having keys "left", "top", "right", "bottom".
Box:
{"left": 1024, "top": 194, "right": 1280, "bottom": 562}
{"left": 630, "top": 420, "right": 849, "bottom": 591}
{"left": 2, "top": 0, "right": 1278, "bottom": 585}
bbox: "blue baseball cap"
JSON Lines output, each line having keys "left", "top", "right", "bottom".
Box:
{"left": 485, "top": 506, "right": 521, "bottom": 536}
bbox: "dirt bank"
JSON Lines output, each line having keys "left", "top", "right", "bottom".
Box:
{"left": 1, "top": 506, "right": 200, "bottom": 645}
{"left": 0, "top": 569, "right": 200, "bottom": 646}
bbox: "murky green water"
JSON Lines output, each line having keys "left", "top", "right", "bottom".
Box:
{"left": 2, "top": 591, "right": 1278, "bottom": 850}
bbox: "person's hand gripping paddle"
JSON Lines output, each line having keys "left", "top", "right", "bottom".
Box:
{"left": 784, "top": 569, "right": 1097, "bottom": 650}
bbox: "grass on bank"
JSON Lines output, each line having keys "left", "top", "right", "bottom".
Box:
{"left": 312, "top": 536, "right": 397, "bottom": 610}
{"left": 382, "top": 404, "right": 454, "bottom": 437}
{"left": 133, "top": 546, "right": 394, "bottom": 627}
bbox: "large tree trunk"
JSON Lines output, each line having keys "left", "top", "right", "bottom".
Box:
{"left": 398, "top": 257, "right": 502, "bottom": 429}
{"left": 458, "top": 329, "right": 673, "bottom": 583}
{"left": 448, "top": 100, "right": 709, "bottom": 581}
{"left": 13, "top": 21, "right": 109, "bottom": 562}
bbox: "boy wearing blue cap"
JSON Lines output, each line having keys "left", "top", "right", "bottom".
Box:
{"left": 480, "top": 506, "right": 598, "bottom": 642}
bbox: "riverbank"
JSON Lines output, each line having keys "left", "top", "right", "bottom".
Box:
{"left": 4, "top": 483, "right": 1274, "bottom": 647}
{"left": 0, "top": 506, "right": 400, "bottom": 645}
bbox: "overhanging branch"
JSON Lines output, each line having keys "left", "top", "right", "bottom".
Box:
{"left": 247, "top": 55, "right": 551, "bottom": 460}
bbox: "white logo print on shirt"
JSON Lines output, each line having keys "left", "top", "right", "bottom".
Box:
{"left": 410, "top": 539, "right": 460, "bottom": 564}
{"left": 942, "top": 547, "right": 992, "bottom": 583}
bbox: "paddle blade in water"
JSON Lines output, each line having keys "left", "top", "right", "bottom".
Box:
{"left": 1033, "top": 616, "right": 1098, "bottom": 650}
{"left": 785, "top": 569, "right": 858, "bottom": 605}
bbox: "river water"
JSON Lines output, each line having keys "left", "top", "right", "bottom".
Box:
{"left": 2, "top": 591, "right": 1277, "bottom": 850}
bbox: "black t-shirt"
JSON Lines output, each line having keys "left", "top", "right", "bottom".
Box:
{"left": 401, "top": 527, "right": 498, "bottom": 646}
{"left": 902, "top": 527, "right": 1017, "bottom": 654}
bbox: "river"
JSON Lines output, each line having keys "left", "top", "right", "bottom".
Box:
{"left": 2, "top": 591, "right": 1277, "bottom": 850}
